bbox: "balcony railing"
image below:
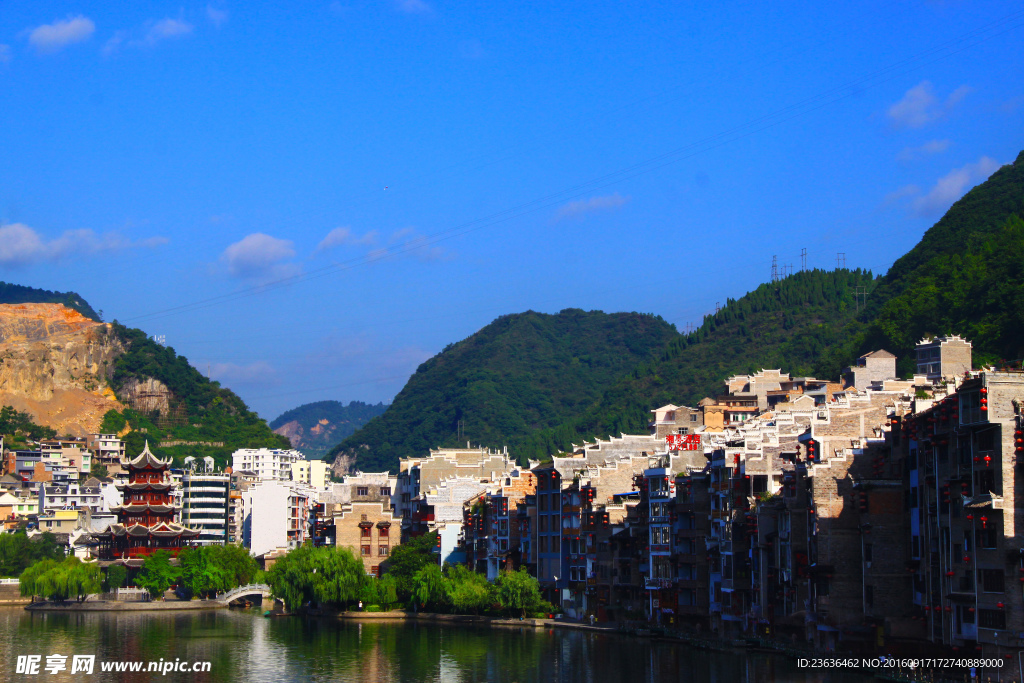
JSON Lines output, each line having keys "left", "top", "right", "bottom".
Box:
{"left": 644, "top": 578, "right": 673, "bottom": 589}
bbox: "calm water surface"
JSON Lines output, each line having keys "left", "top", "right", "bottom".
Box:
{"left": 0, "top": 607, "right": 880, "bottom": 683}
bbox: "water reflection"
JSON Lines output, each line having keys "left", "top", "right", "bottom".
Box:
{"left": 0, "top": 608, "right": 876, "bottom": 683}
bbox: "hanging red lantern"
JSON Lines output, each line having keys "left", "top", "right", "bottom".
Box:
{"left": 964, "top": 555, "right": 971, "bottom": 563}
{"left": 966, "top": 514, "right": 974, "bottom": 521}
{"left": 981, "top": 515, "right": 988, "bottom": 529}
{"left": 997, "top": 602, "right": 1005, "bottom": 609}
{"left": 984, "top": 455, "right": 992, "bottom": 467}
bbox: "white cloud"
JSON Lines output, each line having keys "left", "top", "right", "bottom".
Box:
{"left": 316, "top": 227, "right": 378, "bottom": 252}
{"left": 206, "top": 6, "right": 229, "bottom": 28}
{"left": 883, "top": 184, "right": 920, "bottom": 207}
{"left": 887, "top": 81, "right": 970, "bottom": 129}
{"left": 0, "top": 223, "right": 166, "bottom": 266}
{"left": 397, "top": 0, "right": 431, "bottom": 14}
{"left": 554, "top": 192, "right": 630, "bottom": 221}
{"left": 0, "top": 45, "right": 11, "bottom": 64}
{"left": 144, "top": 18, "right": 193, "bottom": 44}
{"left": 912, "top": 156, "right": 1002, "bottom": 217}
{"left": 896, "top": 139, "right": 950, "bottom": 162}
{"left": 220, "top": 233, "right": 300, "bottom": 281}
{"left": 104, "top": 17, "right": 193, "bottom": 54}
{"left": 28, "top": 16, "right": 95, "bottom": 54}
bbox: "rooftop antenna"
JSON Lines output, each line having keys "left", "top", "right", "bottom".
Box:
{"left": 771, "top": 255, "right": 778, "bottom": 282}
{"left": 801, "top": 248, "right": 807, "bottom": 271}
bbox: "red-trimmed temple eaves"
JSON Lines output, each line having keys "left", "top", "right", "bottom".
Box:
{"left": 96, "top": 442, "right": 199, "bottom": 567}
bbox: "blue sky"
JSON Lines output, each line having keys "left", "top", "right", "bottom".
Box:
{"left": 1, "top": 1, "right": 1022, "bottom": 420}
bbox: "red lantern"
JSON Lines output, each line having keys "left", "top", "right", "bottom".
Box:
{"left": 981, "top": 515, "right": 988, "bottom": 529}
{"left": 964, "top": 556, "right": 971, "bottom": 563}
{"left": 997, "top": 602, "right": 1005, "bottom": 609}
{"left": 984, "top": 455, "right": 992, "bottom": 467}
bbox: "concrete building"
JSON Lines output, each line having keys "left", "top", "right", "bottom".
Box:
{"left": 241, "top": 481, "right": 310, "bottom": 557}
{"left": 231, "top": 448, "right": 303, "bottom": 482}
{"left": 38, "top": 482, "right": 102, "bottom": 514}
{"left": 650, "top": 404, "right": 704, "bottom": 438}
{"left": 181, "top": 470, "right": 231, "bottom": 545}
{"left": 87, "top": 434, "right": 126, "bottom": 474}
{"left": 915, "top": 335, "right": 973, "bottom": 381}
{"left": 334, "top": 501, "right": 400, "bottom": 575}
{"left": 843, "top": 350, "right": 898, "bottom": 391}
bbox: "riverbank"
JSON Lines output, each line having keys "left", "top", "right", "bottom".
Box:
{"left": 25, "top": 599, "right": 225, "bottom": 612}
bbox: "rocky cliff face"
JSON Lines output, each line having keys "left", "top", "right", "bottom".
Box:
{"left": 0, "top": 304, "right": 125, "bottom": 436}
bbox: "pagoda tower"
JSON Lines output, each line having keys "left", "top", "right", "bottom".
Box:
{"left": 97, "top": 442, "right": 199, "bottom": 566}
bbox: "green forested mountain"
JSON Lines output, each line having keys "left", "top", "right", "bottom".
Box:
{"left": 270, "top": 400, "right": 388, "bottom": 458}
{"left": 100, "top": 322, "right": 290, "bottom": 466}
{"left": 854, "top": 150, "right": 1024, "bottom": 373}
{"left": 0, "top": 282, "right": 100, "bottom": 320}
{"left": 515, "top": 269, "right": 875, "bottom": 460}
{"left": 328, "top": 309, "right": 679, "bottom": 472}
{"left": 527, "top": 150, "right": 1024, "bottom": 460}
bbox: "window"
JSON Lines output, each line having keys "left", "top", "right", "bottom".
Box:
{"left": 379, "top": 527, "right": 389, "bottom": 538}
{"left": 539, "top": 516, "right": 547, "bottom": 532}
{"left": 551, "top": 536, "right": 560, "bottom": 553}
{"left": 690, "top": 414, "right": 698, "bottom": 422}
{"left": 378, "top": 545, "right": 389, "bottom": 556}
{"left": 981, "top": 569, "right": 1005, "bottom": 593}
{"left": 978, "top": 609, "right": 1006, "bottom": 630}
{"left": 357, "top": 487, "right": 369, "bottom": 496}
{"left": 371, "top": 565, "right": 380, "bottom": 577}
{"left": 864, "top": 544, "right": 873, "bottom": 563}
{"left": 361, "top": 527, "right": 371, "bottom": 538}
{"left": 539, "top": 536, "right": 548, "bottom": 553}
{"left": 539, "top": 495, "right": 547, "bottom": 512}
{"left": 979, "top": 526, "right": 998, "bottom": 549}
{"left": 380, "top": 487, "right": 391, "bottom": 496}
{"left": 361, "top": 545, "right": 371, "bottom": 556}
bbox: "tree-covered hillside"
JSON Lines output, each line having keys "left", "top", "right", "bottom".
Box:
{"left": 270, "top": 400, "right": 388, "bottom": 458}
{"left": 329, "top": 309, "right": 678, "bottom": 472}
{"left": 101, "top": 322, "right": 290, "bottom": 466}
{"left": 515, "top": 269, "right": 875, "bottom": 460}
{"left": 531, "top": 149, "right": 1024, "bottom": 459}
{"left": 0, "top": 282, "right": 100, "bottom": 320}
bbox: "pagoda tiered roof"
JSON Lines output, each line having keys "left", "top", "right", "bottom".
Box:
{"left": 109, "top": 502, "right": 180, "bottom": 515}
{"left": 126, "top": 441, "right": 171, "bottom": 470}
{"left": 116, "top": 481, "right": 173, "bottom": 491}
{"left": 108, "top": 522, "right": 200, "bottom": 538}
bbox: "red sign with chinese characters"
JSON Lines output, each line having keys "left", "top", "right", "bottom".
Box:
{"left": 666, "top": 434, "right": 701, "bottom": 451}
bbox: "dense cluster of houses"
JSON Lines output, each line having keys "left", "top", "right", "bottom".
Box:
{"left": 6, "top": 332, "right": 1024, "bottom": 658}
{"left": 388, "top": 335, "right": 1024, "bottom": 657}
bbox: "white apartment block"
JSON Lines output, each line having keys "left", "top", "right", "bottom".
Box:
{"left": 241, "top": 480, "right": 310, "bottom": 557}
{"left": 181, "top": 472, "right": 231, "bottom": 545}
{"left": 232, "top": 448, "right": 303, "bottom": 482}
{"left": 38, "top": 482, "right": 103, "bottom": 514}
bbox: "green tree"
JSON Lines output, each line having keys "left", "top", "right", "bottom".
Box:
{"left": 377, "top": 574, "right": 398, "bottom": 610}
{"left": 137, "top": 551, "right": 181, "bottom": 599}
{"left": 446, "top": 564, "right": 494, "bottom": 615}
{"left": 267, "top": 545, "right": 369, "bottom": 611}
{"left": 383, "top": 532, "right": 437, "bottom": 601}
{"left": 496, "top": 568, "right": 547, "bottom": 618}
{"left": 178, "top": 547, "right": 227, "bottom": 599}
{"left": 19, "top": 558, "right": 59, "bottom": 599}
{"left": 104, "top": 564, "right": 128, "bottom": 592}
{"left": 412, "top": 563, "right": 450, "bottom": 612}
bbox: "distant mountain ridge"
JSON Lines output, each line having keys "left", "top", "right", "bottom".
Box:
{"left": 271, "top": 400, "right": 388, "bottom": 458}
{"left": 328, "top": 309, "right": 679, "bottom": 472}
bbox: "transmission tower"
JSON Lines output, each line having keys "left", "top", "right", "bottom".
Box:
{"left": 715, "top": 302, "right": 720, "bottom": 314}
{"left": 837, "top": 252, "right": 846, "bottom": 270}
{"left": 854, "top": 286, "right": 868, "bottom": 313}
{"left": 771, "top": 255, "right": 778, "bottom": 282}
{"left": 800, "top": 248, "right": 807, "bottom": 271}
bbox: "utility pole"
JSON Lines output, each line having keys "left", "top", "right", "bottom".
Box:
{"left": 854, "top": 286, "right": 868, "bottom": 313}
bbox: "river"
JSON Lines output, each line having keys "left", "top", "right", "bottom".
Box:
{"left": 0, "top": 607, "right": 882, "bottom": 682}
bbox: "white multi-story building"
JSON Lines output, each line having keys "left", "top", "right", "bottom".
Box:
{"left": 241, "top": 481, "right": 310, "bottom": 557}
{"left": 87, "top": 434, "right": 126, "bottom": 474}
{"left": 38, "top": 482, "right": 103, "bottom": 514}
{"left": 181, "top": 471, "right": 231, "bottom": 545}
{"left": 231, "top": 448, "right": 303, "bottom": 482}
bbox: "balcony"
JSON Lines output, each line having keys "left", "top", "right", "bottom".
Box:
{"left": 644, "top": 578, "right": 673, "bottom": 589}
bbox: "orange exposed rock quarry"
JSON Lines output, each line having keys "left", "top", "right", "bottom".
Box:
{"left": 0, "top": 303, "right": 125, "bottom": 436}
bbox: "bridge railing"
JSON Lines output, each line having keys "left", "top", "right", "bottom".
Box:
{"left": 216, "top": 583, "right": 271, "bottom": 602}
